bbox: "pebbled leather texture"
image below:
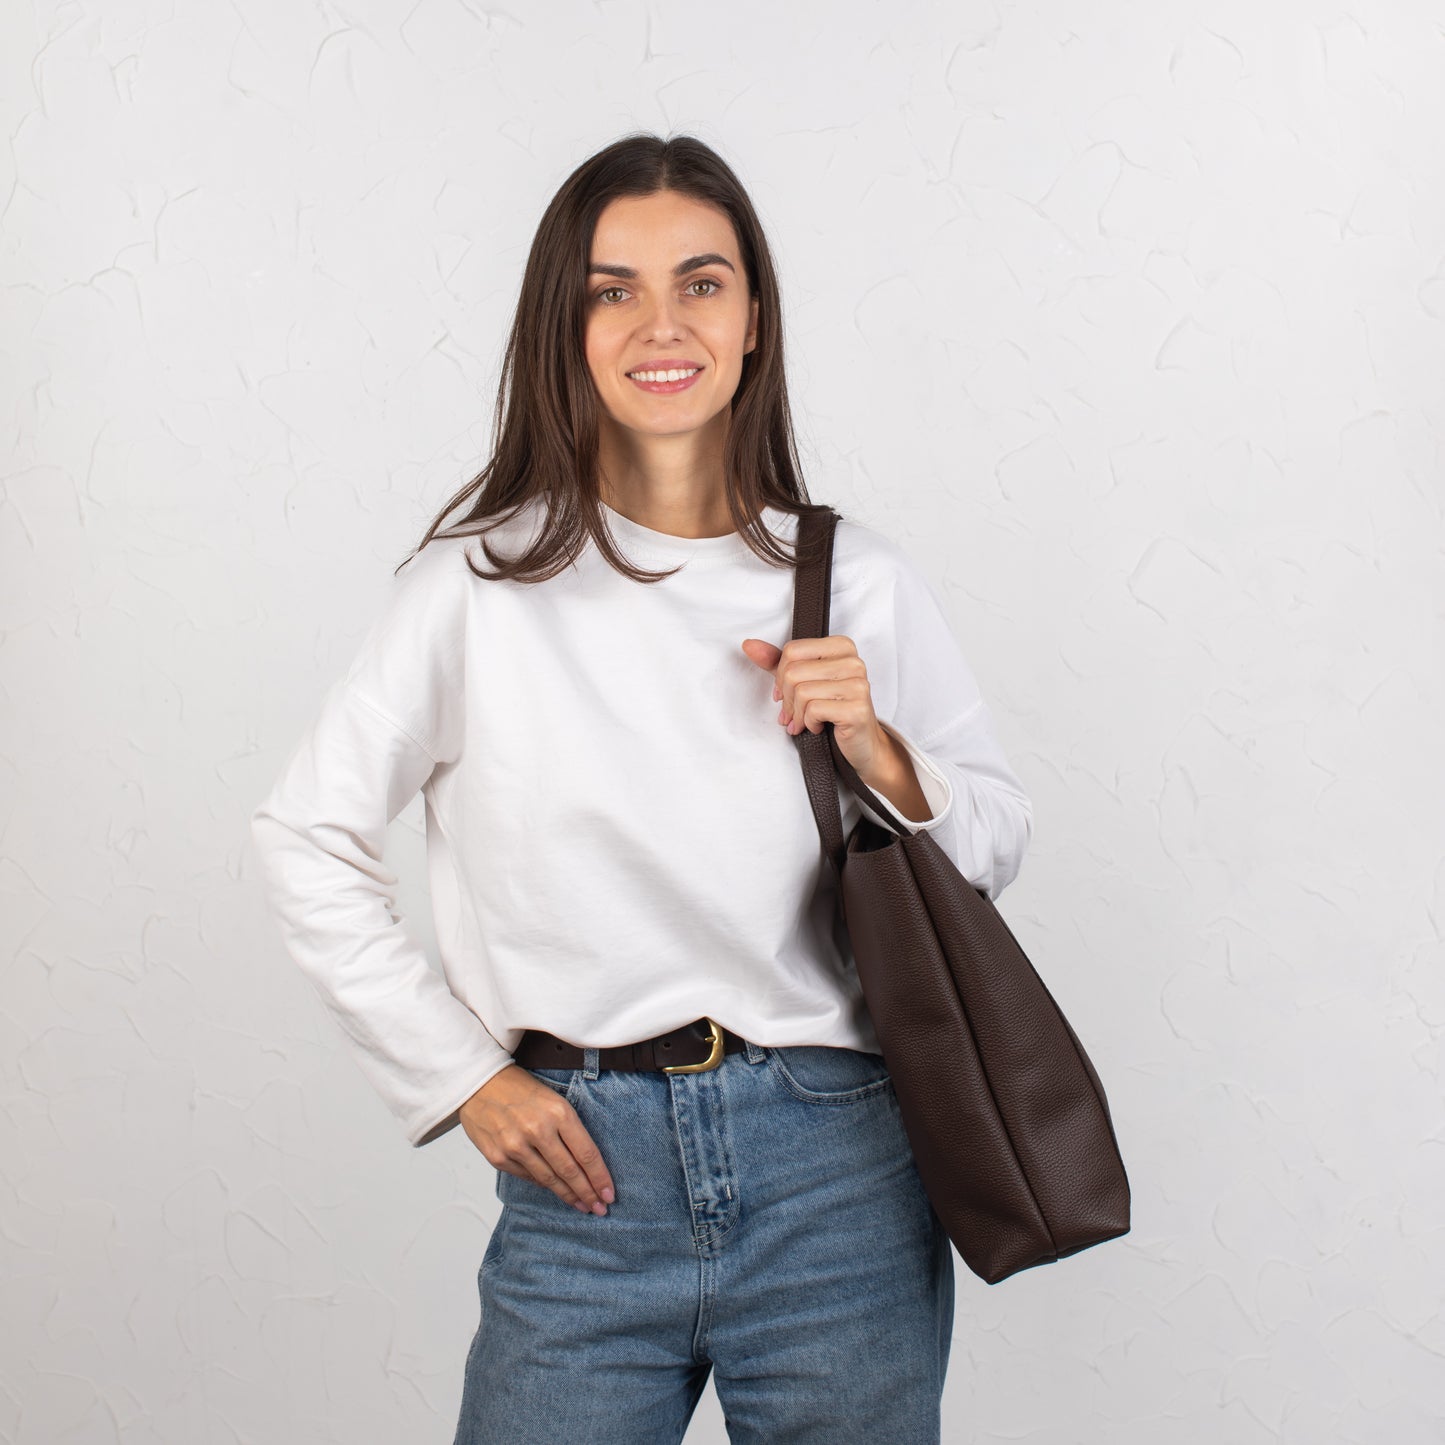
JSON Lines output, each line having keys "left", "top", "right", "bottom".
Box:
{"left": 789, "top": 504, "right": 1131, "bottom": 1286}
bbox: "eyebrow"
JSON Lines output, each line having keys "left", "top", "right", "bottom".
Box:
{"left": 587, "top": 252, "right": 736, "bottom": 280}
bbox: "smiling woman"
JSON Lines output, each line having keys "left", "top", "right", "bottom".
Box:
{"left": 251, "top": 130, "right": 1034, "bottom": 1445}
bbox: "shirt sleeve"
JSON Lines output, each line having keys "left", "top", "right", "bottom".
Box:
{"left": 248, "top": 542, "right": 514, "bottom": 1148}
{"left": 850, "top": 538, "right": 1034, "bottom": 902}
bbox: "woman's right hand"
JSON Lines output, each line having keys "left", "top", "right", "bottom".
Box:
{"left": 458, "top": 1064, "right": 616, "bottom": 1215}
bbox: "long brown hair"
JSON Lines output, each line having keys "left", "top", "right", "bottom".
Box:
{"left": 399, "top": 131, "right": 834, "bottom": 582}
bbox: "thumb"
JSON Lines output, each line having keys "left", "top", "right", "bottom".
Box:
{"left": 740, "top": 637, "right": 783, "bottom": 672}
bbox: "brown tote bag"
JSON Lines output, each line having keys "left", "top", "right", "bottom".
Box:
{"left": 789, "top": 504, "right": 1131, "bottom": 1285}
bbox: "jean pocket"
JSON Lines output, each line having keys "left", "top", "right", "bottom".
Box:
{"left": 766, "top": 1045, "right": 893, "bottom": 1104}
{"left": 478, "top": 1209, "right": 509, "bottom": 1273}
{"left": 524, "top": 1066, "right": 579, "bottom": 1103}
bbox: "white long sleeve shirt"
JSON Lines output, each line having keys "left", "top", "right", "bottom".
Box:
{"left": 249, "top": 495, "right": 1033, "bottom": 1147}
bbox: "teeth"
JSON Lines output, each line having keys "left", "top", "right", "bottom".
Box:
{"left": 629, "top": 367, "right": 699, "bottom": 382}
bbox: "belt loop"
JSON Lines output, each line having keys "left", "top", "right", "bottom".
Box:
{"left": 744, "top": 1038, "right": 766, "bottom": 1064}
{"left": 582, "top": 1046, "right": 600, "bottom": 1079}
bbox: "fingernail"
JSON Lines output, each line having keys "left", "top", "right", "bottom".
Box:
{"left": 591, "top": 1201, "right": 608, "bottom": 1216}
{"left": 573, "top": 1201, "right": 589, "bottom": 1213}
{"left": 601, "top": 1186, "right": 615, "bottom": 1202}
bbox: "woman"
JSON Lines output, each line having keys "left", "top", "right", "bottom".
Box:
{"left": 250, "top": 132, "right": 1033, "bottom": 1443}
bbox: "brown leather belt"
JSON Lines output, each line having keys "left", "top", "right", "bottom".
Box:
{"left": 514, "top": 1015, "right": 745, "bottom": 1075}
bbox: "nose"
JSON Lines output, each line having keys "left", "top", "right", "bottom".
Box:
{"left": 638, "top": 290, "right": 686, "bottom": 342}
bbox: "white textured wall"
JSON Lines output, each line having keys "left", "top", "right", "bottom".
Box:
{"left": 3, "top": 1, "right": 1442, "bottom": 1441}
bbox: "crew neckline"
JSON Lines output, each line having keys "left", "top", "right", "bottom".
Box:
{"left": 598, "top": 497, "right": 796, "bottom": 563}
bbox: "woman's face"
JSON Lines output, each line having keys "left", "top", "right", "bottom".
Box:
{"left": 583, "top": 189, "right": 759, "bottom": 446}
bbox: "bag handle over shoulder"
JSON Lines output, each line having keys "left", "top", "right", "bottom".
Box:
{"left": 788, "top": 504, "right": 913, "bottom": 879}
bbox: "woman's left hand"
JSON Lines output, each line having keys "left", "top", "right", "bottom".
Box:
{"left": 740, "top": 635, "right": 894, "bottom": 783}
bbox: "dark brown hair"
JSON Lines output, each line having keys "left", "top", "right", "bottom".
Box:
{"left": 399, "top": 130, "right": 833, "bottom": 583}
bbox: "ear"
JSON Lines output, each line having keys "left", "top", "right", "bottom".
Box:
{"left": 745, "top": 293, "right": 759, "bottom": 353}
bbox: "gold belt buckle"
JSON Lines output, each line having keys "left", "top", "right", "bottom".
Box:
{"left": 661, "top": 1017, "right": 726, "bottom": 1074}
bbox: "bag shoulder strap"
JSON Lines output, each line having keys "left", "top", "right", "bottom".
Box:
{"left": 790, "top": 505, "right": 909, "bottom": 879}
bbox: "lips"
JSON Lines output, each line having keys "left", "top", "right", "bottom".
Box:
{"left": 627, "top": 365, "right": 704, "bottom": 395}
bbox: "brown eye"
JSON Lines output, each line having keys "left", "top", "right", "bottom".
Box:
{"left": 689, "top": 279, "right": 721, "bottom": 297}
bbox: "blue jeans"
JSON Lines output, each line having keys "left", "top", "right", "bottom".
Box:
{"left": 452, "top": 1037, "right": 955, "bottom": 1443}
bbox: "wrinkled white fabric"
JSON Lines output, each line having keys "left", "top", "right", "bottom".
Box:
{"left": 250, "top": 497, "right": 1033, "bottom": 1146}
